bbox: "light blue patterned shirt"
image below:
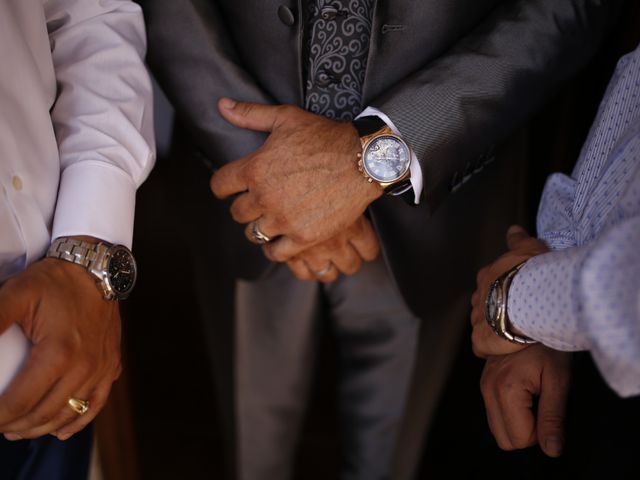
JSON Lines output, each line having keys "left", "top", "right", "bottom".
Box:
{"left": 507, "top": 43, "right": 640, "bottom": 397}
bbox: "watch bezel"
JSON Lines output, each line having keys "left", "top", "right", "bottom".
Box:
{"left": 361, "top": 133, "right": 411, "bottom": 184}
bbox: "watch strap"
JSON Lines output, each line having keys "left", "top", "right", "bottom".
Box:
{"left": 353, "top": 115, "right": 387, "bottom": 137}
{"left": 47, "top": 238, "right": 102, "bottom": 269}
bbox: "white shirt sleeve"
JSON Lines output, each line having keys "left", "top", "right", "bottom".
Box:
{"left": 357, "top": 106, "right": 423, "bottom": 204}
{"left": 45, "top": 0, "right": 156, "bottom": 249}
{"left": 508, "top": 215, "right": 640, "bottom": 398}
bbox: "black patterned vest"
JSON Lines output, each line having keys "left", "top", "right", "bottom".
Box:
{"left": 303, "top": 0, "right": 375, "bottom": 121}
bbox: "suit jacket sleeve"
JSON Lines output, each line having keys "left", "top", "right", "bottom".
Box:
{"left": 372, "top": 0, "right": 622, "bottom": 209}
{"left": 136, "top": 0, "right": 274, "bottom": 167}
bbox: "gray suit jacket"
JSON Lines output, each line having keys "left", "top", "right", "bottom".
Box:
{"left": 140, "top": 0, "right": 619, "bottom": 318}
{"left": 138, "top": 2, "right": 621, "bottom": 478}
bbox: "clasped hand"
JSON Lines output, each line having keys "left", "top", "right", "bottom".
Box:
{"left": 211, "top": 99, "right": 383, "bottom": 279}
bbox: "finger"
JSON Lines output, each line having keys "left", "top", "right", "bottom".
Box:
{"left": 0, "top": 361, "right": 88, "bottom": 435}
{"left": 497, "top": 372, "right": 537, "bottom": 450}
{"left": 308, "top": 262, "right": 339, "bottom": 283}
{"left": 506, "top": 225, "right": 530, "bottom": 250}
{"left": 287, "top": 258, "right": 314, "bottom": 281}
{"left": 349, "top": 219, "right": 380, "bottom": 262}
{"left": 471, "top": 290, "right": 480, "bottom": 307}
{"left": 0, "top": 342, "right": 66, "bottom": 426}
{"left": 470, "top": 305, "right": 483, "bottom": 327}
{"left": 480, "top": 363, "right": 514, "bottom": 450}
{"left": 263, "top": 236, "right": 307, "bottom": 263}
{"left": 56, "top": 380, "right": 113, "bottom": 441}
{"left": 537, "top": 355, "right": 571, "bottom": 457}
{"left": 218, "top": 98, "right": 284, "bottom": 133}
{"left": 331, "top": 244, "right": 362, "bottom": 276}
{"left": 210, "top": 156, "right": 251, "bottom": 199}
{"left": 230, "top": 192, "right": 262, "bottom": 224}
{"left": 245, "top": 217, "right": 280, "bottom": 245}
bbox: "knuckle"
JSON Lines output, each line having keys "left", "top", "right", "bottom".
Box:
{"left": 3, "top": 397, "right": 29, "bottom": 418}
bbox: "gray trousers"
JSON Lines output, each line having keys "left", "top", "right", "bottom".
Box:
{"left": 235, "top": 258, "right": 419, "bottom": 480}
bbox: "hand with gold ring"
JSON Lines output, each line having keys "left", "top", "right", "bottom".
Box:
{"left": 0, "top": 253, "right": 122, "bottom": 442}
{"left": 286, "top": 216, "right": 380, "bottom": 283}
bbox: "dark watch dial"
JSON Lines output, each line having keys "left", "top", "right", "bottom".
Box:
{"left": 107, "top": 246, "right": 137, "bottom": 298}
{"left": 486, "top": 281, "right": 499, "bottom": 323}
{"left": 363, "top": 135, "right": 411, "bottom": 182}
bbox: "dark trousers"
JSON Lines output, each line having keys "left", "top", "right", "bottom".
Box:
{"left": 0, "top": 426, "right": 92, "bottom": 480}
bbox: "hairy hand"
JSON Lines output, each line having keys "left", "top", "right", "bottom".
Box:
{"left": 210, "top": 99, "right": 382, "bottom": 263}
{"left": 286, "top": 216, "right": 380, "bottom": 283}
{"left": 480, "top": 345, "right": 572, "bottom": 457}
{"left": 0, "top": 258, "right": 122, "bottom": 441}
{"left": 470, "top": 226, "right": 549, "bottom": 358}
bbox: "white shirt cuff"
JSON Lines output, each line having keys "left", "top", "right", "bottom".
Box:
{"left": 357, "top": 106, "right": 423, "bottom": 204}
{"left": 52, "top": 160, "right": 141, "bottom": 249}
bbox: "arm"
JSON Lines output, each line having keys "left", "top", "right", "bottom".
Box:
{"left": 0, "top": 0, "right": 154, "bottom": 441}
{"left": 136, "top": 0, "right": 274, "bottom": 166}
{"left": 508, "top": 215, "right": 640, "bottom": 397}
{"left": 374, "top": 0, "right": 622, "bottom": 209}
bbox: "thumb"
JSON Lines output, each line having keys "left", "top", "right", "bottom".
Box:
{"left": 506, "top": 225, "right": 530, "bottom": 250}
{"left": 218, "top": 98, "right": 282, "bottom": 132}
{"left": 536, "top": 358, "right": 571, "bottom": 457}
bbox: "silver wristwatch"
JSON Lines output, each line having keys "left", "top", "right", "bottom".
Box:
{"left": 485, "top": 260, "right": 537, "bottom": 345}
{"left": 47, "top": 237, "right": 137, "bottom": 301}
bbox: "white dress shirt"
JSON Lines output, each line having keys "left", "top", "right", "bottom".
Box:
{"left": 508, "top": 44, "right": 640, "bottom": 397}
{"left": 0, "top": 0, "right": 154, "bottom": 391}
{"left": 0, "top": 0, "right": 155, "bottom": 284}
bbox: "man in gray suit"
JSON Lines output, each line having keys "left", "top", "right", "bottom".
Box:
{"left": 138, "top": 1, "right": 620, "bottom": 478}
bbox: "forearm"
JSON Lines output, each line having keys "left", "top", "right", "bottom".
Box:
{"left": 509, "top": 216, "right": 640, "bottom": 397}
{"left": 46, "top": 0, "right": 156, "bottom": 248}
{"left": 373, "top": 0, "right": 622, "bottom": 209}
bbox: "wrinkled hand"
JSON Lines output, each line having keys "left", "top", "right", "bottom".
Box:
{"left": 480, "top": 345, "right": 572, "bottom": 457}
{"left": 0, "top": 257, "right": 121, "bottom": 441}
{"left": 286, "top": 216, "right": 380, "bottom": 283}
{"left": 470, "top": 226, "right": 549, "bottom": 358}
{"left": 210, "top": 99, "right": 382, "bottom": 263}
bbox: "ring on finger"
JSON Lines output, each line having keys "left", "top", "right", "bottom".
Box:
{"left": 311, "top": 263, "right": 333, "bottom": 277}
{"left": 67, "top": 398, "right": 89, "bottom": 416}
{"left": 250, "top": 220, "right": 272, "bottom": 244}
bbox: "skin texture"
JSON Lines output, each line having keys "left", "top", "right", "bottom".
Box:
{"left": 0, "top": 254, "right": 121, "bottom": 442}
{"left": 480, "top": 345, "right": 571, "bottom": 458}
{"left": 210, "top": 99, "right": 383, "bottom": 272}
{"left": 470, "top": 225, "right": 549, "bottom": 358}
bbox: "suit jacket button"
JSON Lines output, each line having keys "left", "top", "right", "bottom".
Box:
{"left": 278, "top": 5, "right": 296, "bottom": 26}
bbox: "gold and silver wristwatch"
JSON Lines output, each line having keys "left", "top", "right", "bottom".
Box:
{"left": 47, "top": 237, "right": 137, "bottom": 301}
{"left": 485, "top": 261, "right": 538, "bottom": 345}
{"left": 353, "top": 116, "right": 412, "bottom": 195}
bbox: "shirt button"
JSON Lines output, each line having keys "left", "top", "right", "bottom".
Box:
{"left": 12, "top": 176, "right": 23, "bottom": 192}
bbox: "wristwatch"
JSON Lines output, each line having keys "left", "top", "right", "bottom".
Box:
{"left": 47, "top": 237, "right": 137, "bottom": 301}
{"left": 353, "top": 116, "right": 412, "bottom": 195}
{"left": 485, "top": 260, "right": 538, "bottom": 345}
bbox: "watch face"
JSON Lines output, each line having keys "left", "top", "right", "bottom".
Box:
{"left": 107, "top": 246, "right": 137, "bottom": 298}
{"left": 363, "top": 135, "right": 411, "bottom": 183}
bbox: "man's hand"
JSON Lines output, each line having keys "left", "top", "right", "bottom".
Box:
{"left": 286, "top": 216, "right": 380, "bottom": 283}
{"left": 480, "top": 345, "right": 571, "bottom": 457}
{"left": 0, "top": 258, "right": 122, "bottom": 441}
{"left": 210, "top": 99, "right": 382, "bottom": 263}
{"left": 470, "top": 226, "right": 549, "bottom": 358}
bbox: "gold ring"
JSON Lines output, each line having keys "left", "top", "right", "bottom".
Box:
{"left": 250, "top": 221, "right": 272, "bottom": 244}
{"left": 311, "top": 263, "right": 333, "bottom": 277}
{"left": 67, "top": 398, "right": 89, "bottom": 416}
